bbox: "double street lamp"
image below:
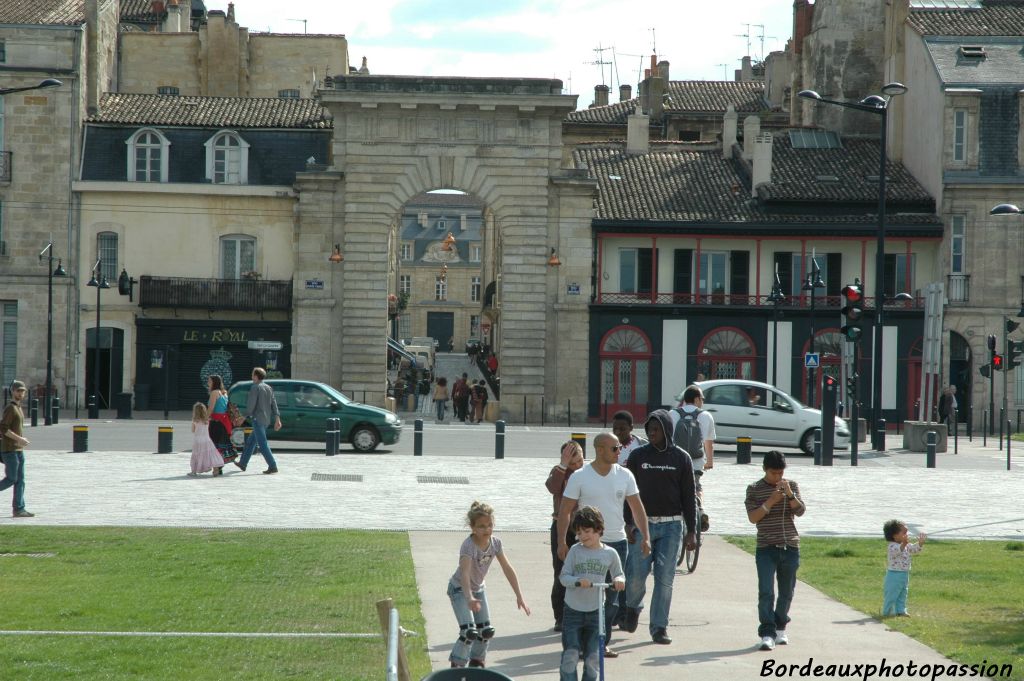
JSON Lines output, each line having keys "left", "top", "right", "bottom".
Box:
{"left": 86, "top": 259, "right": 109, "bottom": 419}
{"left": 38, "top": 243, "right": 66, "bottom": 425}
{"left": 803, "top": 258, "right": 825, "bottom": 406}
{"left": 767, "top": 271, "right": 786, "bottom": 388}
{"left": 799, "top": 81, "right": 908, "bottom": 450}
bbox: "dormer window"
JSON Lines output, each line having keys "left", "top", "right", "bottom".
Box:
{"left": 437, "top": 218, "right": 446, "bottom": 231}
{"left": 157, "top": 86, "right": 180, "bottom": 95}
{"left": 126, "top": 128, "right": 170, "bottom": 182}
{"left": 204, "top": 130, "right": 249, "bottom": 184}
{"left": 959, "top": 45, "right": 986, "bottom": 59}
{"left": 278, "top": 89, "right": 300, "bottom": 99}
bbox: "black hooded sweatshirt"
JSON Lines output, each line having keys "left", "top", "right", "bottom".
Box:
{"left": 624, "top": 409, "right": 697, "bottom": 533}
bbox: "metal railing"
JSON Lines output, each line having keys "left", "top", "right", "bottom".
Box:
{"left": 594, "top": 291, "right": 923, "bottom": 309}
{"left": 947, "top": 274, "right": 970, "bottom": 304}
{"left": 139, "top": 276, "right": 292, "bottom": 311}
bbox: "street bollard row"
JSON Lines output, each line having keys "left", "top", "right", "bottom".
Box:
{"left": 72, "top": 425, "right": 88, "bottom": 453}
{"left": 157, "top": 426, "right": 173, "bottom": 454}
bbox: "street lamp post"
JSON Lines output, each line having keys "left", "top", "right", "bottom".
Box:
{"left": 803, "top": 258, "right": 825, "bottom": 406}
{"left": 86, "top": 259, "right": 109, "bottom": 419}
{"left": 799, "top": 82, "right": 907, "bottom": 450}
{"left": 0, "top": 79, "right": 62, "bottom": 97}
{"left": 38, "top": 243, "right": 66, "bottom": 425}
{"left": 767, "top": 273, "right": 786, "bottom": 388}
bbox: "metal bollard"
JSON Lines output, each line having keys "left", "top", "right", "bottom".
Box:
{"left": 52, "top": 396, "right": 60, "bottom": 425}
{"left": 999, "top": 407, "right": 1005, "bottom": 451}
{"left": 571, "top": 432, "right": 587, "bottom": 459}
{"left": 157, "top": 426, "right": 173, "bottom": 454}
{"left": 875, "top": 419, "right": 886, "bottom": 452}
{"left": 541, "top": 396, "right": 545, "bottom": 427}
{"left": 414, "top": 419, "right": 423, "bottom": 456}
{"left": 925, "top": 430, "right": 936, "bottom": 468}
{"left": 953, "top": 409, "right": 958, "bottom": 455}
{"left": 1008, "top": 419, "right": 1013, "bottom": 471}
{"left": 326, "top": 417, "right": 339, "bottom": 456}
{"left": 30, "top": 398, "right": 39, "bottom": 427}
{"left": 495, "top": 420, "right": 505, "bottom": 459}
{"left": 87, "top": 394, "right": 98, "bottom": 420}
{"left": 736, "top": 436, "right": 752, "bottom": 464}
{"left": 72, "top": 425, "right": 88, "bottom": 453}
{"left": 813, "top": 430, "right": 822, "bottom": 466}
{"left": 567, "top": 399, "right": 572, "bottom": 428}
{"left": 983, "top": 410, "right": 988, "bottom": 447}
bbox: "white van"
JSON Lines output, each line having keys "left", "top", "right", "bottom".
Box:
{"left": 404, "top": 344, "right": 435, "bottom": 377}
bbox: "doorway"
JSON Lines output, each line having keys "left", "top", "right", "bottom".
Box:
{"left": 85, "top": 327, "right": 123, "bottom": 408}
{"left": 427, "top": 312, "right": 455, "bottom": 351}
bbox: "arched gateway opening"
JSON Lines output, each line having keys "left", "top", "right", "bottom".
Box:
{"left": 290, "top": 75, "right": 593, "bottom": 421}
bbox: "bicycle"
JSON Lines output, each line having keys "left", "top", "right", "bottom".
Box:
{"left": 677, "top": 497, "right": 704, "bottom": 573}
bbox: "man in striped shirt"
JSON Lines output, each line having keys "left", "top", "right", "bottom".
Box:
{"left": 745, "top": 450, "right": 805, "bottom": 652}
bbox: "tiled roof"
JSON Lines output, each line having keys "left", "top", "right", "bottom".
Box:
{"left": 0, "top": 0, "right": 84, "bottom": 25}
{"left": 909, "top": 1, "right": 1024, "bottom": 35}
{"left": 567, "top": 80, "right": 765, "bottom": 125}
{"left": 87, "top": 93, "right": 333, "bottom": 129}
{"left": 573, "top": 138, "right": 938, "bottom": 226}
{"left": 120, "top": 0, "right": 162, "bottom": 23}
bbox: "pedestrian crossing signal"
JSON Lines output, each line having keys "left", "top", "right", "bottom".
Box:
{"left": 993, "top": 354, "right": 1004, "bottom": 371}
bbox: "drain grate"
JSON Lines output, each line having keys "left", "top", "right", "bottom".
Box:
{"left": 417, "top": 475, "right": 470, "bottom": 485}
{"left": 311, "top": 473, "right": 364, "bottom": 482}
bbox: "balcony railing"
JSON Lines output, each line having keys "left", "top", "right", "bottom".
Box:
{"left": 139, "top": 276, "right": 292, "bottom": 312}
{"left": 947, "top": 274, "right": 970, "bottom": 304}
{"left": 0, "top": 151, "right": 10, "bottom": 183}
{"left": 594, "top": 291, "right": 924, "bottom": 310}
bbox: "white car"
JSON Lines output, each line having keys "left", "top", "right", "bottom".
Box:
{"left": 685, "top": 379, "right": 850, "bottom": 455}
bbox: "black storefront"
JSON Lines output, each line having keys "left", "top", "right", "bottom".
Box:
{"left": 134, "top": 319, "right": 292, "bottom": 411}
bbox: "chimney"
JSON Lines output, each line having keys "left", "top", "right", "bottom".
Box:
{"left": 657, "top": 60, "right": 670, "bottom": 82}
{"left": 626, "top": 112, "right": 650, "bottom": 155}
{"left": 358, "top": 56, "right": 369, "bottom": 75}
{"left": 752, "top": 133, "right": 774, "bottom": 197}
{"left": 593, "top": 84, "right": 609, "bottom": 107}
{"left": 619, "top": 84, "right": 632, "bottom": 102}
{"left": 227, "top": 2, "right": 235, "bottom": 22}
{"left": 740, "top": 56, "right": 753, "bottom": 82}
{"left": 151, "top": 0, "right": 165, "bottom": 15}
{"left": 742, "top": 115, "right": 761, "bottom": 160}
{"left": 793, "top": 0, "right": 815, "bottom": 56}
{"left": 723, "top": 104, "right": 738, "bottom": 158}
{"left": 648, "top": 75, "right": 665, "bottom": 122}
{"left": 164, "top": 0, "right": 181, "bottom": 32}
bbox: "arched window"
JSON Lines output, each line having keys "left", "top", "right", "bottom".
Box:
{"left": 204, "top": 130, "right": 249, "bottom": 184}
{"left": 697, "top": 327, "right": 756, "bottom": 380}
{"left": 126, "top": 128, "right": 170, "bottom": 182}
{"left": 220, "top": 234, "right": 256, "bottom": 279}
{"left": 599, "top": 325, "right": 651, "bottom": 421}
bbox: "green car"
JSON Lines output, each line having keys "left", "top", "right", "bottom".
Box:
{"left": 227, "top": 379, "right": 402, "bottom": 452}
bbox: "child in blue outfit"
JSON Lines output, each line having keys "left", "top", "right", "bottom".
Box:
{"left": 559, "top": 506, "right": 625, "bottom": 681}
{"left": 447, "top": 501, "right": 531, "bottom": 668}
{"left": 882, "top": 519, "right": 926, "bottom": 617}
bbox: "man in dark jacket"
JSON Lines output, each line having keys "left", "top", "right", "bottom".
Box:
{"left": 621, "top": 409, "right": 697, "bottom": 644}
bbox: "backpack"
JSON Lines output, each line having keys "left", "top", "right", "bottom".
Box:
{"left": 672, "top": 407, "right": 704, "bottom": 460}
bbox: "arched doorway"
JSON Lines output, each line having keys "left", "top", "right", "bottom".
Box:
{"left": 800, "top": 329, "right": 840, "bottom": 408}
{"left": 599, "top": 325, "right": 651, "bottom": 422}
{"left": 906, "top": 337, "right": 925, "bottom": 419}
{"left": 949, "top": 331, "right": 972, "bottom": 424}
{"left": 696, "top": 327, "right": 756, "bottom": 381}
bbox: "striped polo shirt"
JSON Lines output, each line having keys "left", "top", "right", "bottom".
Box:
{"left": 745, "top": 478, "right": 805, "bottom": 548}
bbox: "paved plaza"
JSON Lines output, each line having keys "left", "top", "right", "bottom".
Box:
{"left": 4, "top": 417, "right": 1022, "bottom": 678}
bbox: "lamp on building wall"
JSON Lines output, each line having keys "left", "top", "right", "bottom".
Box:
{"left": 0, "top": 78, "right": 62, "bottom": 96}
{"left": 441, "top": 231, "right": 456, "bottom": 252}
{"left": 86, "top": 258, "right": 110, "bottom": 419}
{"left": 548, "top": 248, "right": 562, "bottom": 267}
{"left": 117, "top": 268, "right": 137, "bottom": 302}
{"left": 799, "top": 81, "right": 907, "bottom": 450}
{"left": 39, "top": 242, "right": 66, "bottom": 426}
{"left": 329, "top": 244, "right": 344, "bottom": 263}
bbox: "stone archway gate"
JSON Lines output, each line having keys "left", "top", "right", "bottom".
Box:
{"left": 292, "top": 75, "right": 597, "bottom": 422}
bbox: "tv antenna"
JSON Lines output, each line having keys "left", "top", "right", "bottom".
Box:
{"left": 586, "top": 43, "right": 613, "bottom": 86}
{"left": 754, "top": 24, "right": 777, "bottom": 62}
{"left": 717, "top": 63, "right": 729, "bottom": 80}
{"left": 287, "top": 18, "right": 308, "bottom": 34}
{"left": 736, "top": 24, "right": 752, "bottom": 57}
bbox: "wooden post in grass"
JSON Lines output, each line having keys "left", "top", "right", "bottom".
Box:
{"left": 376, "top": 598, "right": 411, "bottom": 681}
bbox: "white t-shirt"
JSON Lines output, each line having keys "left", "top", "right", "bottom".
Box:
{"left": 668, "top": 405, "right": 716, "bottom": 458}
{"left": 561, "top": 462, "right": 639, "bottom": 542}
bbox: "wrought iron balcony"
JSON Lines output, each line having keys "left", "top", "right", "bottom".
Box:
{"left": 594, "top": 291, "right": 923, "bottom": 310}
{"left": 947, "top": 274, "right": 969, "bottom": 304}
{"left": 139, "top": 276, "right": 292, "bottom": 311}
{"left": 0, "top": 151, "right": 10, "bottom": 183}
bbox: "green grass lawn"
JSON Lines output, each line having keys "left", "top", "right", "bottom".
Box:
{"left": 727, "top": 536, "right": 1024, "bottom": 680}
{"left": 0, "top": 527, "right": 432, "bottom": 680}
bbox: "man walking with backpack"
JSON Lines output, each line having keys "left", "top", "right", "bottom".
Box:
{"left": 670, "top": 385, "right": 716, "bottom": 531}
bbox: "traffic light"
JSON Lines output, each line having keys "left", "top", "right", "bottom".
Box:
{"left": 840, "top": 282, "right": 864, "bottom": 342}
{"left": 980, "top": 364, "right": 991, "bottom": 378}
{"left": 1009, "top": 340, "right": 1024, "bottom": 371}
{"left": 993, "top": 354, "right": 1004, "bottom": 371}
{"left": 1007, "top": 319, "right": 1021, "bottom": 334}
{"left": 846, "top": 373, "right": 858, "bottom": 394}
{"left": 987, "top": 334, "right": 997, "bottom": 352}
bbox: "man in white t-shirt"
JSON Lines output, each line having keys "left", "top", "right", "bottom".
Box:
{"left": 670, "top": 384, "right": 716, "bottom": 531}
{"left": 557, "top": 432, "right": 650, "bottom": 657}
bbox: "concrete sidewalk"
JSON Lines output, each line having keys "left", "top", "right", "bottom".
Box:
{"left": 410, "top": 532, "right": 962, "bottom": 680}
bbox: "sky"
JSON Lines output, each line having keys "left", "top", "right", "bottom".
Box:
{"left": 222, "top": 0, "right": 792, "bottom": 99}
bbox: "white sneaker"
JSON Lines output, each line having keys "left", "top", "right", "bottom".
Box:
{"left": 775, "top": 631, "right": 789, "bottom": 645}
{"left": 759, "top": 636, "right": 776, "bottom": 651}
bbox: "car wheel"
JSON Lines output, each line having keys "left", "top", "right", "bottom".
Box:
{"left": 800, "top": 428, "right": 820, "bottom": 455}
{"left": 351, "top": 425, "right": 381, "bottom": 453}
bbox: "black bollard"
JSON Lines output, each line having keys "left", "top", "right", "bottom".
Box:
{"left": 523, "top": 396, "right": 527, "bottom": 425}
{"left": 30, "top": 398, "right": 38, "bottom": 427}
{"left": 875, "top": 419, "right": 886, "bottom": 452}
{"left": 414, "top": 419, "right": 424, "bottom": 456}
{"left": 1008, "top": 419, "right": 1013, "bottom": 471}
{"left": 813, "top": 430, "right": 822, "bottom": 466}
{"left": 567, "top": 399, "right": 572, "bottom": 428}
{"left": 326, "top": 417, "right": 338, "bottom": 456}
{"left": 72, "top": 425, "right": 88, "bottom": 453}
{"left": 736, "top": 436, "right": 752, "bottom": 464}
{"left": 571, "top": 432, "right": 587, "bottom": 459}
{"left": 87, "top": 394, "right": 99, "bottom": 420}
{"left": 52, "top": 396, "right": 60, "bottom": 425}
{"left": 953, "top": 409, "right": 958, "bottom": 455}
{"left": 495, "top": 420, "right": 505, "bottom": 459}
{"left": 926, "top": 430, "right": 936, "bottom": 468}
{"left": 999, "top": 407, "right": 1005, "bottom": 451}
{"left": 157, "top": 426, "right": 173, "bottom": 454}
{"left": 983, "top": 410, "right": 988, "bottom": 447}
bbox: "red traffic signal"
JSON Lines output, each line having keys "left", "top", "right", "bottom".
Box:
{"left": 993, "top": 354, "right": 1004, "bottom": 371}
{"left": 841, "top": 284, "right": 863, "bottom": 303}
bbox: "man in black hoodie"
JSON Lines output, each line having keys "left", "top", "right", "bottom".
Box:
{"left": 621, "top": 409, "right": 697, "bottom": 644}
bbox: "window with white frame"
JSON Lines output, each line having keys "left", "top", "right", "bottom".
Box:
{"left": 399, "top": 274, "right": 411, "bottom": 295}
{"left": 471, "top": 276, "right": 481, "bottom": 302}
{"left": 97, "top": 232, "right": 118, "bottom": 281}
{"left": 470, "top": 245, "right": 481, "bottom": 262}
{"left": 951, "top": 216, "right": 966, "bottom": 273}
{"left": 884, "top": 253, "right": 916, "bottom": 298}
{"left": 220, "top": 235, "right": 256, "bottom": 279}
{"left": 398, "top": 314, "right": 411, "bottom": 340}
{"left": 435, "top": 276, "right": 447, "bottom": 301}
{"left": 619, "top": 247, "right": 655, "bottom": 293}
{"left": 470, "top": 314, "right": 480, "bottom": 337}
{"left": 437, "top": 218, "right": 446, "bottom": 231}
{"left": 401, "top": 243, "right": 413, "bottom": 261}
{"left": 204, "top": 130, "right": 249, "bottom": 184}
{"left": 126, "top": 128, "right": 170, "bottom": 182}
{"left": 0, "top": 301, "right": 17, "bottom": 389}
{"left": 953, "top": 109, "right": 967, "bottom": 162}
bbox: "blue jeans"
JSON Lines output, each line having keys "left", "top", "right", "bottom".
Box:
{"left": 882, "top": 570, "right": 910, "bottom": 615}
{"left": 625, "top": 521, "right": 682, "bottom": 634}
{"left": 435, "top": 399, "right": 447, "bottom": 421}
{"left": 755, "top": 546, "right": 800, "bottom": 638}
{"left": 560, "top": 606, "right": 600, "bottom": 681}
{"left": 447, "top": 582, "right": 491, "bottom": 666}
{"left": 0, "top": 450, "right": 26, "bottom": 511}
{"left": 603, "top": 539, "right": 627, "bottom": 642}
{"left": 240, "top": 420, "right": 278, "bottom": 470}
